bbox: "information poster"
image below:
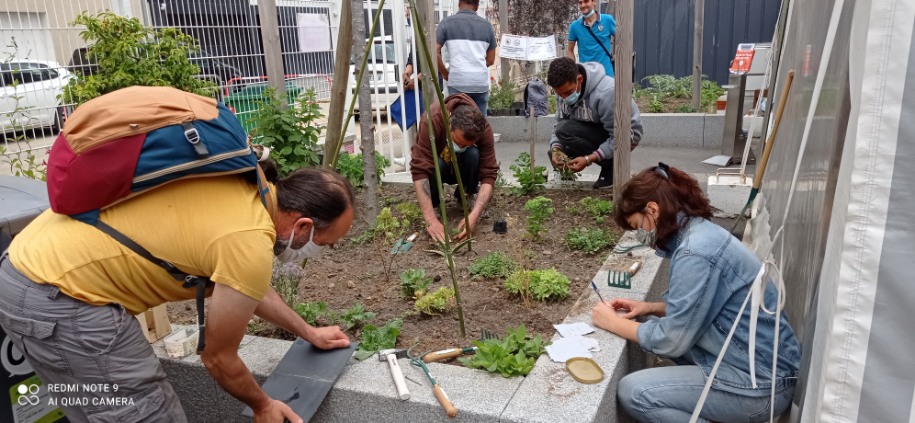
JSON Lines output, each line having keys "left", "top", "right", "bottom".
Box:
{"left": 499, "top": 34, "right": 557, "bottom": 61}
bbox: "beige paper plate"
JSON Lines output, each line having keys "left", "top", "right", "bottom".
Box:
{"left": 565, "top": 357, "right": 605, "bottom": 384}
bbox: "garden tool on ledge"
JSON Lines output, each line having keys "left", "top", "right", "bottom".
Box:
{"left": 408, "top": 345, "right": 458, "bottom": 418}
{"left": 422, "top": 346, "right": 477, "bottom": 363}
{"left": 378, "top": 348, "right": 411, "bottom": 400}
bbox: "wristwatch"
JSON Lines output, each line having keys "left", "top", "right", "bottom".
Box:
{"left": 585, "top": 154, "right": 592, "bottom": 166}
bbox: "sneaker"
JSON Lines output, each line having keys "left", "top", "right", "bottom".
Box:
{"left": 592, "top": 177, "right": 613, "bottom": 190}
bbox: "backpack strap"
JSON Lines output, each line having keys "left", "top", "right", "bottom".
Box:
{"left": 94, "top": 220, "right": 211, "bottom": 354}
{"left": 584, "top": 22, "right": 613, "bottom": 62}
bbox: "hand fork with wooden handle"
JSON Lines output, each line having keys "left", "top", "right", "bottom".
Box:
{"left": 410, "top": 355, "right": 458, "bottom": 418}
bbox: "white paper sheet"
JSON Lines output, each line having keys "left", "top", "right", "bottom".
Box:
{"left": 545, "top": 336, "right": 600, "bottom": 363}
{"left": 553, "top": 322, "right": 596, "bottom": 338}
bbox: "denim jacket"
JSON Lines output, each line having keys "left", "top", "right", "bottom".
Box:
{"left": 636, "top": 216, "right": 801, "bottom": 396}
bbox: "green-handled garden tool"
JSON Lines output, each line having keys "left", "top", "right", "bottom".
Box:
{"left": 408, "top": 345, "right": 458, "bottom": 418}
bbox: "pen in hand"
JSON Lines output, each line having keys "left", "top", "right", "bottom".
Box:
{"left": 590, "top": 281, "right": 612, "bottom": 307}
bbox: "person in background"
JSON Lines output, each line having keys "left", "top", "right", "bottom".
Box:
{"left": 410, "top": 94, "right": 498, "bottom": 242}
{"left": 0, "top": 165, "right": 355, "bottom": 423}
{"left": 566, "top": 0, "right": 617, "bottom": 77}
{"left": 592, "top": 163, "right": 801, "bottom": 423}
{"left": 435, "top": 0, "right": 496, "bottom": 116}
{"left": 546, "top": 57, "right": 643, "bottom": 189}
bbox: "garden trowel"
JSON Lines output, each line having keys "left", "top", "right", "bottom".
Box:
{"left": 390, "top": 232, "right": 419, "bottom": 254}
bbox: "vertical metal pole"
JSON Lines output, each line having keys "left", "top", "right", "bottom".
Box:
{"left": 612, "top": 0, "right": 633, "bottom": 199}
{"left": 691, "top": 0, "right": 704, "bottom": 110}
{"left": 257, "top": 0, "right": 287, "bottom": 106}
{"left": 499, "top": 0, "right": 509, "bottom": 84}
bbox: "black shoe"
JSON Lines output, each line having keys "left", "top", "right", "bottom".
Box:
{"left": 592, "top": 176, "right": 613, "bottom": 190}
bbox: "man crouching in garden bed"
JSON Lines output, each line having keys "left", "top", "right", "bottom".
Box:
{"left": 410, "top": 93, "right": 499, "bottom": 242}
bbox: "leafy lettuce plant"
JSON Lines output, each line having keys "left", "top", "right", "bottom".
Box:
{"left": 459, "top": 325, "right": 549, "bottom": 377}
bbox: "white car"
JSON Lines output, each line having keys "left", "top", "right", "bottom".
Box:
{"left": 1, "top": 60, "right": 73, "bottom": 137}
{"left": 350, "top": 37, "right": 408, "bottom": 118}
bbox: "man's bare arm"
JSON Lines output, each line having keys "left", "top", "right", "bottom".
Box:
{"left": 437, "top": 43, "right": 449, "bottom": 81}
{"left": 566, "top": 40, "right": 577, "bottom": 60}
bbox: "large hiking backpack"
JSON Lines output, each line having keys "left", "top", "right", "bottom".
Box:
{"left": 47, "top": 85, "right": 269, "bottom": 353}
{"left": 523, "top": 79, "right": 549, "bottom": 117}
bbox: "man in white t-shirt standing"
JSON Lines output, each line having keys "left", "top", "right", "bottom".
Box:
{"left": 436, "top": 0, "right": 496, "bottom": 116}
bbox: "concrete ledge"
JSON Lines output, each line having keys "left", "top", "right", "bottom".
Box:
{"left": 156, "top": 231, "right": 667, "bottom": 422}
{"left": 487, "top": 114, "right": 724, "bottom": 149}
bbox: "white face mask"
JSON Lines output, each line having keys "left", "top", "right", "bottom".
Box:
{"left": 453, "top": 144, "right": 468, "bottom": 153}
{"left": 636, "top": 214, "right": 657, "bottom": 246}
{"left": 581, "top": 9, "right": 595, "bottom": 18}
{"left": 276, "top": 224, "right": 325, "bottom": 263}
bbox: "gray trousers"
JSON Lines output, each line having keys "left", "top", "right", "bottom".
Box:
{"left": 0, "top": 253, "right": 187, "bottom": 423}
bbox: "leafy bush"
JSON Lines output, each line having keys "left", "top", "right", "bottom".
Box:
{"left": 62, "top": 12, "right": 216, "bottom": 105}
{"left": 271, "top": 260, "right": 305, "bottom": 308}
{"left": 328, "top": 303, "right": 376, "bottom": 331}
{"left": 414, "top": 287, "right": 456, "bottom": 315}
{"left": 523, "top": 196, "right": 554, "bottom": 241}
{"left": 354, "top": 318, "right": 403, "bottom": 360}
{"left": 565, "top": 228, "right": 616, "bottom": 254}
{"left": 569, "top": 197, "right": 613, "bottom": 223}
{"left": 468, "top": 252, "right": 517, "bottom": 279}
{"left": 459, "top": 325, "right": 549, "bottom": 377}
{"left": 394, "top": 202, "right": 423, "bottom": 230}
{"left": 336, "top": 152, "right": 391, "bottom": 189}
{"left": 510, "top": 153, "right": 547, "bottom": 196}
{"left": 251, "top": 88, "right": 323, "bottom": 176}
{"left": 504, "top": 269, "right": 570, "bottom": 301}
{"left": 400, "top": 269, "right": 433, "bottom": 299}
{"left": 637, "top": 74, "right": 726, "bottom": 112}
{"left": 488, "top": 80, "right": 516, "bottom": 110}
{"left": 293, "top": 301, "right": 328, "bottom": 326}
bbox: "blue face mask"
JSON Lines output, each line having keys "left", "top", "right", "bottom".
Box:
{"left": 453, "top": 144, "right": 468, "bottom": 154}
{"left": 581, "top": 9, "right": 595, "bottom": 18}
{"left": 563, "top": 91, "right": 580, "bottom": 106}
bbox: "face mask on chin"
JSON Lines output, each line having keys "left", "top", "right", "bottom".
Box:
{"left": 453, "top": 144, "right": 468, "bottom": 154}
{"left": 276, "top": 224, "right": 325, "bottom": 263}
{"left": 581, "top": 9, "right": 595, "bottom": 18}
{"left": 563, "top": 90, "right": 581, "bottom": 106}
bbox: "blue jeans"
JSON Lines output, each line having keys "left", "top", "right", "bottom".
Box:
{"left": 447, "top": 87, "right": 489, "bottom": 117}
{"left": 617, "top": 365, "right": 795, "bottom": 423}
{"left": 429, "top": 146, "right": 480, "bottom": 208}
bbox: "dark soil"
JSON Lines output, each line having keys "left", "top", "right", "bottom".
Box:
{"left": 167, "top": 184, "right": 621, "bottom": 359}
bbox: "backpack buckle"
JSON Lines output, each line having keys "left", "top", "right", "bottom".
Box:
{"left": 183, "top": 122, "right": 209, "bottom": 158}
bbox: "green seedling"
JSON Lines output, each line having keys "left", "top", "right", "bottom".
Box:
{"left": 354, "top": 318, "right": 403, "bottom": 360}
{"left": 414, "top": 287, "right": 456, "bottom": 316}
{"left": 504, "top": 269, "right": 570, "bottom": 302}
{"left": 510, "top": 152, "right": 547, "bottom": 196}
{"left": 468, "top": 252, "right": 517, "bottom": 279}
{"left": 400, "top": 268, "right": 433, "bottom": 299}
{"left": 565, "top": 228, "right": 617, "bottom": 254}
{"left": 523, "top": 196, "right": 554, "bottom": 241}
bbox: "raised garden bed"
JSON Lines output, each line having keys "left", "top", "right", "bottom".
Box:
{"left": 167, "top": 184, "right": 623, "bottom": 359}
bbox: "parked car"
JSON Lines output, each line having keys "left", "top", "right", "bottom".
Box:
{"left": 350, "top": 36, "right": 408, "bottom": 117}
{"left": 0, "top": 60, "right": 72, "bottom": 136}
{"left": 69, "top": 47, "right": 244, "bottom": 85}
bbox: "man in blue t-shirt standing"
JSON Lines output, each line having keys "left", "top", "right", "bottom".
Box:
{"left": 566, "top": 0, "right": 617, "bottom": 77}
{"left": 436, "top": 0, "right": 496, "bottom": 116}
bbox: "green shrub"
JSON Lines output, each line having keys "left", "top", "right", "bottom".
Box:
{"left": 570, "top": 197, "right": 613, "bottom": 223}
{"left": 510, "top": 153, "right": 547, "bottom": 196}
{"left": 394, "top": 202, "right": 423, "bottom": 230}
{"left": 414, "top": 287, "right": 456, "bottom": 315}
{"left": 293, "top": 301, "right": 328, "bottom": 326}
{"left": 488, "top": 80, "right": 516, "bottom": 110}
{"left": 336, "top": 152, "right": 391, "bottom": 189}
{"left": 251, "top": 88, "right": 323, "bottom": 176}
{"left": 328, "top": 303, "right": 376, "bottom": 331}
{"left": 504, "top": 269, "right": 570, "bottom": 301}
{"left": 459, "top": 325, "right": 549, "bottom": 377}
{"left": 523, "top": 196, "right": 554, "bottom": 241}
{"left": 354, "top": 318, "right": 403, "bottom": 360}
{"left": 468, "top": 252, "right": 517, "bottom": 279}
{"left": 565, "top": 228, "right": 615, "bottom": 254}
{"left": 400, "top": 268, "right": 433, "bottom": 298}
{"left": 63, "top": 12, "right": 216, "bottom": 105}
